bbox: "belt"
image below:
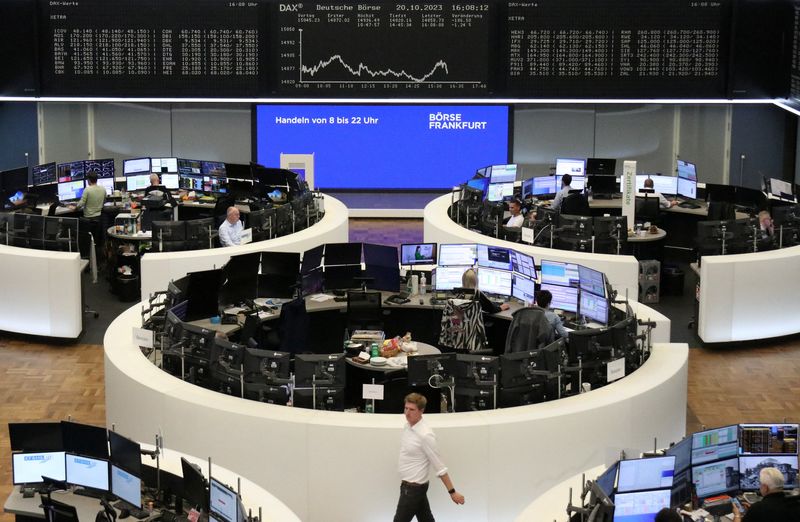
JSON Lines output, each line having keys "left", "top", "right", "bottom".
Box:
{"left": 401, "top": 480, "right": 428, "bottom": 488}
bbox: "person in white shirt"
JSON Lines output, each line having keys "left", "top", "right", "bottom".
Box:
{"left": 552, "top": 173, "right": 572, "bottom": 212}
{"left": 642, "top": 178, "right": 676, "bottom": 209}
{"left": 394, "top": 393, "right": 465, "bottom": 522}
{"left": 218, "top": 206, "right": 243, "bottom": 247}
{"left": 506, "top": 198, "right": 524, "bottom": 227}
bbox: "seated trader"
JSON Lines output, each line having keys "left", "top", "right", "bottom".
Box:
{"left": 642, "top": 178, "right": 676, "bottom": 209}
{"left": 461, "top": 268, "right": 510, "bottom": 314}
{"left": 552, "top": 173, "right": 572, "bottom": 212}
{"left": 756, "top": 210, "right": 776, "bottom": 250}
{"left": 144, "top": 174, "right": 177, "bottom": 206}
{"left": 218, "top": 206, "right": 243, "bottom": 247}
{"left": 72, "top": 172, "right": 106, "bottom": 219}
{"left": 733, "top": 467, "right": 800, "bottom": 522}
{"left": 505, "top": 198, "right": 525, "bottom": 227}
{"left": 535, "top": 289, "right": 568, "bottom": 339}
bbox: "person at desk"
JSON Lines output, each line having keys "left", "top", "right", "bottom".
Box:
{"left": 505, "top": 198, "right": 525, "bottom": 227}
{"left": 72, "top": 172, "right": 106, "bottom": 218}
{"left": 218, "top": 206, "right": 243, "bottom": 247}
{"left": 642, "top": 178, "right": 677, "bottom": 209}
{"left": 144, "top": 174, "right": 177, "bottom": 207}
{"left": 535, "top": 289, "right": 568, "bottom": 339}
{"left": 552, "top": 173, "right": 572, "bottom": 212}
{"left": 733, "top": 467, "right": 800, "bottom": 522}
{"left": 654, "top": 509, "right": 681, "bottom": 522}
{"left": 461, "top": 268, "right": 510, "bottom": 313}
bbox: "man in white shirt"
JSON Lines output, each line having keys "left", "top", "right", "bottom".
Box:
{"left": 394, "top": 393, "right": 465, "bottom": 522}
{"left": 218, "top": 206, "right": 243, "bottom": 247}
{"left": 552, "top": 173, "right": 572, "bottom": 212}
{"left": 506, "top": 198, "right": 524, "bottom": 227}
{"left": 642, "top": 178, "right": 676, "bottom": 209}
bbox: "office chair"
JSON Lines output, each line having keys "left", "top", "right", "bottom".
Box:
{"left": 504, "top": 307, "right": 554, "bottom": 354}
{"left": 560, "top": 192, "right": 591, "bottom": 216}
{"left": 41, "top": 495, "right": 79, "bottom": 522}
{"left": 213, "top": 195, "right": 236, "bottom": 224}
{"left": 707, "top": 200, "right": 736, "bottom": 221}
{"left": 346, "top": 290, "right": 384, "bottom": 332}
{"left": 479, "top": 200, "right": 504, "bottom": 237}
{"left": 635, "top": 195, "right": 660, "bottom": 225}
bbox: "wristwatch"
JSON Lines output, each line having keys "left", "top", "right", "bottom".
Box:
{"left": 448, "top": 488, "right": 456, "bottom": 495}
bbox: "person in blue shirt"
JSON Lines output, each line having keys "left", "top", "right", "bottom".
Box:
{"left": 552, "top": 173, "right": 572, "bottom": 212}
{"left": 536, "top": 289, "right": 568, "bottom": 339}
{"left": 218, "top": 206, "right": 243, "bottom": 247}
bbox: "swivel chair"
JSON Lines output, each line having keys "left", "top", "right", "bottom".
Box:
{"left": 560, "top": 192, "right": 591, "bottom": 216}
{"left": 634, "top": 195, "right": 660, "bottom": 226}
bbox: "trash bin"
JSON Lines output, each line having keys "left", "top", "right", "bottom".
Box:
{"left": 116, "top": 275, "right": 140, "bottom": 302}
{"left": 661, "top": 265, "right": 685, "bottom": 296}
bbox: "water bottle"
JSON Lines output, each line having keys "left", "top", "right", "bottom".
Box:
{"left": 420, "top": 273, "right": 427, "bottom": 295}
{"left": 365, "top": 401, "right": 374, "bottom": 414}
{"left": 370, "top": 342, "right": 379, "bottom": 358}
{"left": 440, "top": 393, "right": 448, "bottom": 413}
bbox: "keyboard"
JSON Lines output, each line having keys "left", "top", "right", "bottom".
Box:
{"left": 678, "top": 201, "right": 701, "bottom": 209}
{"left": 113, "top": 501, "right": 150, "bottom": 519}
{"left": 73, "top": 488, "right": 106, "bottom": 499}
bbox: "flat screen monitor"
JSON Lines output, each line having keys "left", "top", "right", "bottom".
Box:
{"left": 209, "top": 477, "right": 239, "bottom": 522}
{"left": 66, "top": 453, "right": 109, "bottom": 491}
{"left": 294, "top": 353, "right": 345, "bottom": 387}
{"left": 111, "top": 464, "right": 142, "bottom": 508}
{"left": 636, "top": 174, "right": 678, "bottom": 195}
{"left": 84, "top": 159, "right": 115, "bottom": 179}
{"left": 363, "top": 243, "right": 398, "bottom": 269}
{"left": 109, "top": 431, "right": 141, "bottom": 477}
{"left": 61, "top": 421, "right": 108, "bottom": 460}
{"left": 769, "top": 178, "right": 794, "bottom": 199}
{"left": 612, "top": 489, "right": 671, "bottom": 522}
{"left": 666, "top": 437, "right": 692, "bottom": 474}
{"left": 201, "top": 161, "right": 227, "bottom": 177}
{"left": 540, "top": 260, "right": 579, "bottom": 287}
{"left": 9, "top": 422, "right": 63, "bottom": 452}
{"left": 323, "top": 265, "right": 361, "bottom": 290}
{"left": 617, "top": 456, "right": 675, "bottom": 493}
{"left": 586, "top": 175, "right": 617, "bottom": 194}
{"left": 178, "top": 158, "right": 203, "bottom": 176}
{"left": 57, "top": 180, "right": 84, "bottom": 202}
{"left": 185, "top": 269, "right": 223, "bottom": 322}
{"left": 580, "top": 291, "right": 608, "bottom": 326}
{"left": 202, "top": 175, "right": 228, "bottom": 193}
{"left": 489, "top": 164, "right": 517, "bottom": 183}
{"left": 677, "top": 159, "right": 697, "bottom": 181}
{"left": 151, "top": 158, "right": 178, "bottom": 174}
{"left": 691, "top": 457, "right": 740, "bottom": 499}
{"left": 739, "top": 455, "right": 799, "bottom": 490}
{"left": 301, "top": 245, "right": 324, "bottom": 274}
{"left": 126, "top": 174, "right": 150, "bottom": 191}
{"left": 555, "top": 158, "right": 586, "bottom": 177}
{"left": 324, "top": 242, "right": 362, "bottom": 266}
{"left": 524, "top": 176, "right": 557, "bottom": 198}
{"left": 467, "top": 177, "right": 489, "bottom": 195}
{"left": 181, "top": 457, "right": 208, "bottom": 511}
{"left": 438, "top": 243, "right": 477, "bottom": 267}
{"left": 539, "top": 283, "right": 578, "bottom": 313}
{"left": 224, "top": 163, "right": 252, "bottom": 181}
{"left": 477, "top": 267, "right": 512, "bottom": 296}
{"left": 57, "top": 161, "right": 85, "bottom": 183}
{"left": 509, "top": 251, "right": 536, "bottom": 279}
{"left": 123, "top": 157, "right": 151, "bottom": 175}
{"left": 511, "top": 273, "right": 536, "bottom": 304}
{"left": 586, "top": 158, "right": 617, "bottom": 176}
{"left": 31, "top": 162, "right": 57, "bottom": 186}
{"left": 96, "top": 177, "right": 115, "bottom": 195}
{"left": 12, "top": 451, "right": 66, "bottom": 485}
{"left": 161, "top": 174, "right": 180, "bottom": 190}
{"left": 261, "top": 251, "right": 300, "bottom": 277}
{"left": 556, "top": 174, "right": 586, "bottom": 190}
{"left": 407, "top": 353, "right": 457, "bottom": 387}
{"left": 596, "top": 461, "right": 618, "bottom": 498}
{"left": 692, "top": 425, "right": 738, "bottom": 465}
{"left": 486, "top": 182, "right": 514, "bottom": 202}
{"left": 477, "top": 245, "right": 511, "bottom": 270}
{"left": 400, "top": 243, "right": 436, "bottom": 266}
{"left": 434, "top": 266, "right": 470, "bottom": 292}
{"left": 739, "top": 423, "right": 799, "bottom": 455}
{"left": 677, "top": 176, "right": 697, "bottom": 200}
{"left": 578, "top": 265, "right": 606, "bottom": 297}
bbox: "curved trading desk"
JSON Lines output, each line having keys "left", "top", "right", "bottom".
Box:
{"left": 0, "top": 244, "right": 82, "bottom": 338}
{"left": 105, "top": 300, "right": 683, "bottom": 522}
{"left": 698, "top": 244, "right": 800, "bottom": 343}
{"left": 140, "top": 195, "right": 348, "bottom": 299}
{"left": 516, "top": 464, "right": 606, "bottom": 521}
{"left": 424, "top": 194, "right": 641, "bottom": 301}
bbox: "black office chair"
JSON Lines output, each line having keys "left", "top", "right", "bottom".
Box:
{"left": 41, "top": 496, "right": 79, "bottom": 522}
{"left": 346, "top": 290, "right": 384, "bottom": 332}
{"left": 560, "top": 192, "right": 591, "bottom": 216}
{"left": 707, "top": 201, "right": 736, "bottom": 221}
{"left": 213, "top": 195, "right": 236, "bottom": 225}
{"left": 504, "top": 307, "right": 554, "bottom": 354}
{"left": 479, "top": 200, "right": 504, "bottom": 237}
{"left": 635, "top": 195, "right": 660, "bottom": 225}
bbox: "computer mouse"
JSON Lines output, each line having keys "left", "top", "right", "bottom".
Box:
{"left": 119, "top": 509, "right": 131, "bottom": 519}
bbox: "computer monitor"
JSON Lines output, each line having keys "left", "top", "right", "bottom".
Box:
{"left": 578, "top": 265, "right": 606, "bottom": 297}
{"left": 434, "top": 266, "right": 470, "bottom": 292}
{"left": 555, "top": 158, "right": 586, "bottom": 177}
{"left": 596, "top": 461, "right": 618, "bottom": 498}
{"left": 509, "top": 250, "right": 537, "bottom": 279}
{"left": 301, "top": 245, "right": 324, "bottom": 274}
{"left": 523, "top": 176, "right": 557, "bottom": 198}
{"left": 61, "top": 421, "right": 108, "bottom": 460}
{"left": 486, "top": 182, "right": 514, "bottom": 202}
{"left": 438, "top": 243, "right": 477, "bottom": 266}
{"left": 221, "top": 252, "right": 261, "bottom": 304}
{"left": 586, "top": 175, "right": 617, "bottom": 194}
{"left": 294, "top": 353, "right": 345, "bottom": 387}
{"left": 477, "top": 267, "right": 512, "bottom": 296}
{"left": 151, "top": 157, "right": 178, "bottom": 174}
{"left": 586, "top": 158, "right": 617, "bottom": 176}
{"left": 739, "top": 455, "right": 799, "bottom": 490}
{"left": 12, "top": 451, "right": 66, "bottom": 485}
{"left": 293, "top": 386, "right": 345, "bottom": 411}
{"left": 466, "top": 177, "right": 489, "bottom": 196}
{"left": 363, "top": 244, "right": 400, "bottom": 291}
{"left": 57, "top": 160, "right": 85, "bottom": 182}
{"left": 499, "top": 349, "right": 552, "bottom": 388}
{"left": 185, "top": 218, "right": 215, "bottom": 248}
{"left": 31, "top": 162, "right": 57, "bottom": 186}
{"left": 161, "top": 174, "right": 180, "bottom": 190}
{"left": 489, "top": 164, "right": 517, "bottom": 183}
{"left": 178, "top": 158, "right": 203, "bottom": 176}
{"left": 181, "top": 457, "right": 208, "bottom": 512}
{"left": 224, "top": 162, "right": 252, "bottom": 181}
{"left": 96, "top": 177, "right": 114, "bottom": 195}
{"left": 324, "top": 242, "right": 362, "bottom": 266}
{"left": 559, "top": 214, "right": 593, "bottom": 239}
{"left": 692, "top": 425, "right": 739, "bottom": 465}
{"left": 152, "top": 220, "right": 187, "bottom": 242}
{"left": 323, "top": 265, "right": 362, "bottom": 290}
{"left": 580, "top": 291, "right": 609, "bottom": 326}
{"left": 126, "top": 174, "right": 150, "bottom": 191}
{"left": 451, "top": 353, "right": 499, "bottom": 387}
{"left": 66, "top": 453, "right": 109, "bottom": 492}
{"left": 539, "top": 283, "right": 578, "bottom": 313}
{"left": 210, "top": 477, "right": 239, "bottom": 522}
{"left": 185, "top": 268, "right": 223, "bottom": 321}
{"left": 400, "top": 243, "right": 436, "bottom": 266}
{"left": 9, "top": 422, "right": 63, "bottom": 452}
{"left": 769, "top": 178, "right": 794, "bottom": 199}
{"left": 677, "top": 159, "right": 697, "bottom": 181}
{"left": 477, "top": 245, "right": 511, "bottom": 270}
{"left": 556, "top": 174, "right": 586, "bottom": 190}
{"left": 666, "top": 437, "right": 692, "bottom": 475}
{"left": 201, "top": 161, "right": 227, "bottom": 177}
{"left": 84, "top": 159, "right": 115, "bottom": 179}
{"left": 739, "top": 423, "right": 799, "bottom": 455}
{"left": 407, "top": 353, "right": 456, "bottom": 387}
{"left": 111, "top": 464, "right": 142, "bottom": 508}
{"left": 511, "top": 273, "right": 536, "bottom": 304}
{"left": 242, "top": 348, "right": 291, "bottom": 383}
{"left": 616, "top": 456, "right": 675, "bottom": 493}
{"left": 636, "top": 175, "right": 678, "bottom": 195}
{"left": 123, "top": 157, "right": 151, "bottom": 175}
{"left": 57, "top": 180, "right": 84, "bottom": 202}
{"left": 612, "top": 489, "right": 671, "bottom": 522}
{"left": 677, "top": 176, "right": 697, "bottom": 200}
{"left": 540, "top": 260, "right": 579, "bottom": 287}
{"left": 691, "top": 457, "right": 740, "bottom": 499}
{"left": 109, "top": 431, "right": 141, "bottom": 477}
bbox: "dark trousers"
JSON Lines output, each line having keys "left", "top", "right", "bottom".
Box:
{"left": 393, "top": 481, "right": 434, "bottom": 522}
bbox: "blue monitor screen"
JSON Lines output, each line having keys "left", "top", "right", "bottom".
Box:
{"left": 486, "top": 182, "right": 514, "bottom": 202}
{"left": 540, "top": 260, "right": 579, "bottom": 287}
{"left": 477, "top": 245, "right": 511, "bottom": 270}
{"left": 612, "top": 489, "right": 671, "bottom": 522}
{"left": 467, "top": 177, "right": 489, "bottom": 195}
{"left": 525, "top": 176, "right": 557, "bottom": 196}
{"left": 255, "top": 105, "right": 509, "bottom": 189}
{"left": 539, "top": 283, "right": 578, "bottom": 313}
{"left": 677, "top": 176, "right": 696, "bottom": 200}
{"left": 677, "top": 159, "right": 697, "bottom": 181}
{"left": 111, "top": 465, "right": 142, "bottom": 508}
{"left": 511, "top": 273, "right": 536, "bottom": 304}
{"left": 66, "top": 453, "right": 109, "bottom": 491}
{"left": 509, "top": 250, "right": 537, "bottom": 279}
{"left": 556, "top": 174, "right": 585, "bottom": 190}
